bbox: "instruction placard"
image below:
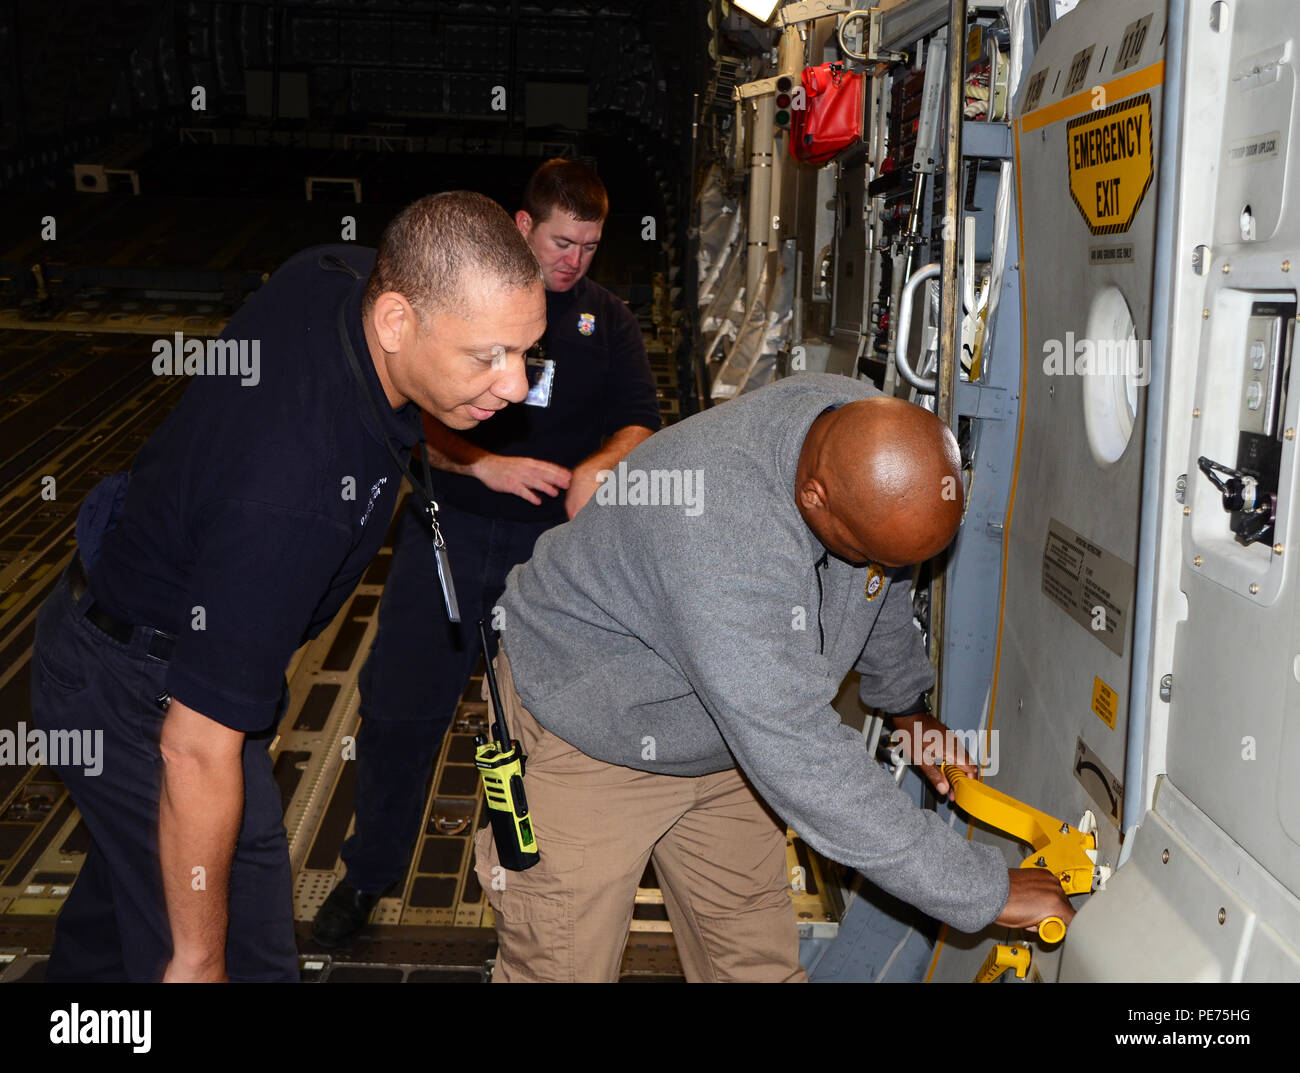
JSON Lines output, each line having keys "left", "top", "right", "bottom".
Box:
{"left": 1041, "top": 518, "right": 1135, "bottom": 657}
{"left": 1066, "top": 93, "right": 1154, "bottom": 236}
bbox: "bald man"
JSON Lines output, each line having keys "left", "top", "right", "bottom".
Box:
{"left": 476, "top": 373, "right": 1072, "bottom": 982}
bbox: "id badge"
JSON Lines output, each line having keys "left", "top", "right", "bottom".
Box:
{"left": 524, "top": 356, "right": 555, "bottom": 408}
{"left": 428, "top": 502, "right": 460, "bottom": 624}
{"left": 434, "top": 538, "right": 461, "bottom": 623}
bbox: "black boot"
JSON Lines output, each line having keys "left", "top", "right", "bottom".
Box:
{"left": 311, "top": 879, "right": 383, "bottom": 947}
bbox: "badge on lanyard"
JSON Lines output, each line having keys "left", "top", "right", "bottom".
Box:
{"left": 523, "top": 340, "right": 555, "bottom": 408}
{"left": 524, "top": 357, "right": 555, "bottom": 407}
{"left": 430, "top": 505, "right": 461, "bottom": 623}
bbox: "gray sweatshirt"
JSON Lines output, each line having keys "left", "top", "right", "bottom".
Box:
{"left": 499, "top": 373, "right": 1009, "bottom": 933}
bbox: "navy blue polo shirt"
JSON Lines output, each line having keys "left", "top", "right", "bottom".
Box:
{"left": 433, "top": 276, "right": 661, "bottom": 524}
{"left": 93, "top": 245, "right": 423, "bottom": 733}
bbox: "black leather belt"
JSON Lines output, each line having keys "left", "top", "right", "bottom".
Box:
{"left": 67, "top": 555, "right": 176, "bottom": 663}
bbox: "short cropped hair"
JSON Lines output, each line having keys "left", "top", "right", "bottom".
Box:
{"left": 363, "top": 191, "right": 541, "bottom": 321}
{"left": 520, "top": 159, "right": 609, "bottom": 225}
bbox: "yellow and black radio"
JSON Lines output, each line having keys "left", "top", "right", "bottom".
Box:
{"left": 475, "top": 620, "right": 539, "bottom": 872}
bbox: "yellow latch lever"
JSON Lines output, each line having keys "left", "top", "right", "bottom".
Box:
{"left": 941, "top": 764, "right": 1108, "bottom": 944}
{"left": 974, "top": 942, "right": 1031, "bottom": 983}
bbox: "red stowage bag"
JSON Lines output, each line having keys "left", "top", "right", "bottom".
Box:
{"left": 789, "top": 61, "right": 865, "bottom": 165}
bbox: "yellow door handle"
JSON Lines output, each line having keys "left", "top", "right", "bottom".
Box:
{"left": 974, "top": 942, "right": 1032, "bottom": 982}
{"left": 941, "top": 764, "right": 1109, "bottom": 944}
{"left": 1036, "top": 916, "right": 1067, "bottom": 944}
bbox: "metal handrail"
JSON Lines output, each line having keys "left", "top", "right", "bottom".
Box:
{"left": 894, "top": 262, "right": 941, "bottom": 393}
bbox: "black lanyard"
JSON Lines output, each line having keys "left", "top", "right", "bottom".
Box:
{"left": 323, "top": 254, "right": 461, "bottom": 622}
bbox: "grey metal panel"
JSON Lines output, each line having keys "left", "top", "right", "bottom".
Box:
{"left": 1060, "top": 804, "right": 1253, "bottom": 981}
{"left": 878, "top": 0, "right": 952, "bottom": 53}
{"left": 1060, "top": 779, "right": 1300, "bottom": 980}
{"left": 983, "top": 0, "right": 1163, "bottom": 849}
{"left": 808, "top": 880, "right": 937, "bottom": 982}
{"left": 936, "top": 224, "right": 1022, "bottom": 746}
{"left": 930, "top": 0, "right": 1167, "bottom": 983}
{"left": 967, "top": 167, "right": 1001, "bottom": 261}
{"left": 1170, "top": 0, "right": 1300, "bottom": 899}
{"left": 982, "top": 0, "right": 1159, "bottom": 832}
{"left": 830, "top": 157, "right": 868, "bottom": 337}
{"left": 962, "top": 121, "right": 1013, "bottom": 160}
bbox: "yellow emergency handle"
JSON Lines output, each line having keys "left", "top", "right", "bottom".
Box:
{"left": 1037, "top": 916, "right": 1066, "bottom": 943}
{"left": 941, "top": 764, "right": 1097, "bottom": 945}
{"left": 974, "top": 942, "right": 1031, "bottom": 983}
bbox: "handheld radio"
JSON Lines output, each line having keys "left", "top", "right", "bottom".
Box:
{"left": 474, "top": 621, "right": 540, "bottom": 871}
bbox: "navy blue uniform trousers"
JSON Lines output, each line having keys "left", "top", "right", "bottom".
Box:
{"left": 342, "top": 499, "right": 553, "bottom": 894}
{"left": 30, "top": 566, "right": 298, "bottom": 982}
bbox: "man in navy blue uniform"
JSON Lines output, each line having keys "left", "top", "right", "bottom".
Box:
{"left": 312, "top": 160, "right": 662, "bottom": 944}
{"left": 30, "top": 192, "right": 545, "bottom": 982}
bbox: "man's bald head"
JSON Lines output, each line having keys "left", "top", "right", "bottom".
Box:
{"left": 794, "top": 396, "right": 963, "bottom": 566}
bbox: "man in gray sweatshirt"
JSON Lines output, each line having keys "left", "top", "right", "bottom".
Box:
{"left": 478, "top": 372, "right": 1072, "bottom": 981}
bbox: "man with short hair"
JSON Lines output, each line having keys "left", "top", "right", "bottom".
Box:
{"left": 31, "top": 192, "right": 544, "bottom": 982}
{"left": 312, "top": 159, "right": 662, "bottom": 945}
{"left": 476, "top": 374, "right": 1075, "bottom": 982}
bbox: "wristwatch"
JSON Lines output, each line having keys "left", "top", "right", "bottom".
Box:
{"left": 881, "top": 692, "right": 932, "bottom": 723}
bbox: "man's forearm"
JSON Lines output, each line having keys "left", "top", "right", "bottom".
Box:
{"left": 563, "top": 425, "right": 657, "bottom": 518}
{"left": 158, "top": 701, "right": 244, "bottom": 979}
{"left": 423, "top": 412, "right": 490, "bottom": 477}
{"left": 581, "top": 424, "right": 655, "bottom": 473}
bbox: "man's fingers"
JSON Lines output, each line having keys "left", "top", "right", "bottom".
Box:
{"left": 495, "top": 457, "right": 573, "bottom": 494}
{"left": 893, "top": 719, "right": 980, "bottom": 786}
{"left": 522, "top": 460, "right": 572, "bottom": 487}
{"left": 918, "top": 763, "right": 951, "bottom": 798}
{"left": 522, "top": 478, "right": 563, "bottom": 498}
{"left": 939, "top": 730, "right": 975, "bottom": 772}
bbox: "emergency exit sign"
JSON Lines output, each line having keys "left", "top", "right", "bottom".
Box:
{"left": 1066, "top": 93, "right": 1154, "bottom": 236}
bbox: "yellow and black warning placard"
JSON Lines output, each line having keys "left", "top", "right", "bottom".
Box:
{"left": 1066, "top": 93, "right": 1154, "bottom": 236}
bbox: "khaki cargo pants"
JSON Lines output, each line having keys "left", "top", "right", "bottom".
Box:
{"left": 472, "top": 646, "right": 806, "bottom": 983}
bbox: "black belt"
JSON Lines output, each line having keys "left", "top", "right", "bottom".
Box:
{"left": 67, "top": 555, "right": 176, "bottom": 663}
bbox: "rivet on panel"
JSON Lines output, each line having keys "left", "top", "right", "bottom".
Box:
{"left": 1202, "top": 309, "right": 1210, "bottom": 319}
{"left": 1218, "top": 907, "right": 1227, "bottom": 925}
{"left": 1274, "top": 543, "right": 1285, "bottom": 555}
{"left": 1193, "top": 556, "right": 1203, "bottom": 567}
{"left": 1221, "top": 263, "right": 1231, "bottom": 274}
{"left": 1287, "top": 428, "right": 1296, "bottom": 440}
{"left": 1192, "top": 408, "right": 1201, "bottom": 418}
{"left": 1182, "top": 506, "right": 1191, "bottom": 516}
{"left": 1249, "top": 583, "right": 1259, "bottom": 594}
{"left": 1161, "top": 849, "right": 1170, "bottom": 864}
{"left": 1284, "top": 261, "right": 1292, "bottom": 273}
